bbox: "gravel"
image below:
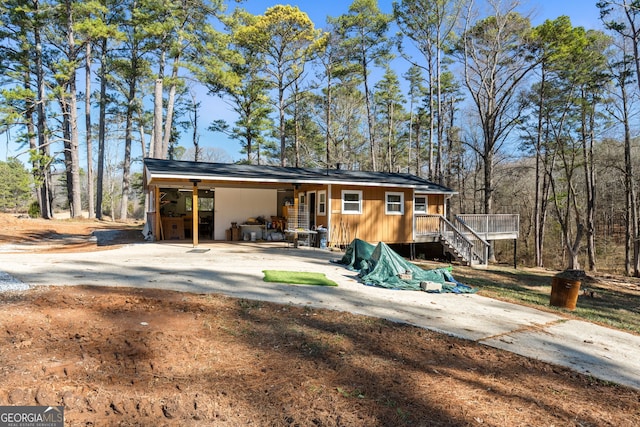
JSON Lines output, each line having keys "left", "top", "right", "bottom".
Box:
{"left": 0, "top": 271, "right": 29, "bottom": 292}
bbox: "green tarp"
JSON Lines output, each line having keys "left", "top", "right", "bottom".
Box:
{"left": 335, "top": 238, "right": 476, "bottom": 293}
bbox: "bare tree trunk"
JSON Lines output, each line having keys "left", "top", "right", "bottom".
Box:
{"left": 362, "top": 56, "right": 377, "bottom": 171}
{"left": 85, "top": 43, "right": 95, "bottom": 218}
{"left": 325, "top": 71, "right": 332, "bottom": 168}
{"left": 294, "top": 87, "right": 300, "bottom": 168}
{"left": 120, "top": 75, "right": 137, "bottom": 220}
{"left": 386, "top": 101, "right": 393, "bottom": 172}
{"left": 64, "top": 0, "right": 82, "bottom": 218}
{"left": 484, "top": 146, "right": 496, "bottom": 262}
{"left": 60, "top": 95, "right": 74, "bottom": 211}
{"left": 416, "top": 119, "right": 423, "bottom": 177}
{"left": 549, "top": 147, "right": 584, "bottom": 271}
{"left": 581, "top": 88, "right": 597, "bottom": 272}
{"left": 34, "top": 1, "right": 52, "bottom": 219}
{"left": 152, "top": 50, "right": 165, "bottom": 159}
{"left": 407, "top": 97, "right": 413, "bottom": 174}
{"left": 534, "top": 69, "right": 546, "bottom": 267}
{"left": 137, "top": 95, "right": 147, "bottom": 159}
{"left": 24, "top": 66, "right": 38, "bottom": 194}
{"left": 435, "top": 27, "right": 443, "bottom": 184}
{"left": 96, "top": 37, "right": 107, "bottom": 220}
{"left": 278, "top": 84, "right": 286, "bottom": 166}
{"left": 190, "top": 91, "right": 200, "bottom": 162}
{"left": 568, "top": 227, "right": 584, "bottom": 270}
{"left": 620, "top": 74, "right": 640, "bottom": 276}
{"left": 428, "top": 65, "right": 434, "bottom": 180}
{"left": 162, "top": 56, "right": 180, "bottom": 158}
{"left": 539, "top": 149, "right": 552, "bottom": 267}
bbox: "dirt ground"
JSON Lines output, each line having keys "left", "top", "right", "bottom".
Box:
{"left": 0, "top": 214, "right": 639, "bottom": 426}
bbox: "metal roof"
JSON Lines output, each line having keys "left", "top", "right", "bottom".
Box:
{"left": 144, "top": 158, "right": 456, "bottom": 194}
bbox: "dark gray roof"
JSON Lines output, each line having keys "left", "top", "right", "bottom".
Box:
{"left": 144, "top": 158, "right": 455, "bottom": 194}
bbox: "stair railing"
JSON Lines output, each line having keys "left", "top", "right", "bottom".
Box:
{"left": 453, "top": 216, "right": 490, "bottom": 266}
{"left": 414, "top": 214, "right": 489, "bottom": 266}
{"left": 438, "top": 216, "right": 474, "bottom": 264}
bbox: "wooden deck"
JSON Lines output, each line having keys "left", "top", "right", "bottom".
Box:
{"left": 455, "top": 214, "right": 519, "bottom": 240}
{"left": 415, "top": 214, "right": 519, "bottom": 240}
{"left": 414, "top": 214, "right": 519, "bottom": 266}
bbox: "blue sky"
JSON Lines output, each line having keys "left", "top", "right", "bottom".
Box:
{"left": 237, "top": 0, "right": 603, "bottom": 29}
{"left": 205, "top": 0, "right": 605, "bottom": 160}
{"left": 1, "top": 0, "right": 605, "bottom": 165}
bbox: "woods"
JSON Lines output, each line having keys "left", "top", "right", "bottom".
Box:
{"left": 2, "top": 0, "right": 640, "bottom": 274}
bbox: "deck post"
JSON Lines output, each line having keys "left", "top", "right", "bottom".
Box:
{"left": 192, "top": 180, "right": 200, "bottom": 247}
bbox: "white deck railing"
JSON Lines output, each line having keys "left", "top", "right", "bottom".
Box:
{"left": 452, "top": 216, "right": 490, "bottom": 265}
{"left": 455, "top": 214, "right": 519, "bottom": 239}
{"left": 414, "top": 214, "right": 489, "bottom": 265}
{"left": 414, "top": 214, "right": 441, "bottom": 236}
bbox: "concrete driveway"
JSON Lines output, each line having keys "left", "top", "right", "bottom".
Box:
{"left": 1, "top": 241, "right": 639, "bottom": 390}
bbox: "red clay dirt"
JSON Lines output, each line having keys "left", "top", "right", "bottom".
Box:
{"left": 0, "top": 214, "right": 638, "bottom": 426}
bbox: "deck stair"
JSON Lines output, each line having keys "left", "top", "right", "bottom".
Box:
{"left": 438, "top": 216, "right": 489, "bottom": 266}
{"left": 414, "top": 214, "right": 518, "bottom": 267}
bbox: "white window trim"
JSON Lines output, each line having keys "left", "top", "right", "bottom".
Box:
{"left": 385, "top": 192, "right": 404, "bottom": 215}
{"left": 414, "top": 195, "right": 427, "bottom": 214}
{"left": 317, "top": 190, "right": 327, "bottom": 215}
{"left": 341, "top": 190, "right": 362, "bottom": 214}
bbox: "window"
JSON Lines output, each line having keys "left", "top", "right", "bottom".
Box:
{"left": 342, "top": 190, "right": 362, "bottom": 214}
{"left": 317, "top": 191, "right": 327, "bottom": 215}
{"left": 414, "top": 196, "right": 427, "bottom": 214}
{"left": 386, "top": 192, "right": 404, "bottom": 215}
{"left": 186, "top": 195, "right": 214, "bottom": 212}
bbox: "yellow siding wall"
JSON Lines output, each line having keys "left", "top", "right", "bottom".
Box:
{"left": 428, "top": 194, "right": 444, "bottom": 215}
{"left": 296, "top": 185, "right": 448, "bottom": 245}
{"left": 329, "top": 185, "right": 414, "bottom": 244}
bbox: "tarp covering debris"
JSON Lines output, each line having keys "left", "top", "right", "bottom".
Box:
{"left": 335, "top": 239, "right": 476, "bottom": 293}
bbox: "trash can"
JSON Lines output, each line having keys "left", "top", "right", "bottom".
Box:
{"left": 316, "top": 229, "right": 328, "bottom": 249}
{"left": 550, "top": 276, "right": 581, "bottom": 310}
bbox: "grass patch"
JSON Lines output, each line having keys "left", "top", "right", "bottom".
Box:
{"left": 263, "top": 270, "right": 338, "bottom": 287}
{"left": 449, "top": 266, "right": 640, "bottom": 334}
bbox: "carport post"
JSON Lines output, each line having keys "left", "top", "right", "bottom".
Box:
{"left": 192, "top": 180, "right": 200, "bottom": 247}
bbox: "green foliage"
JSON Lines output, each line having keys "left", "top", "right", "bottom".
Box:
{"left": 0, "top": 158, "right": 33, "bottom": 212}
{"left": 333, "top": 0, "right": 394, "bottom": 69}
{"left": 28, "top": 200, "right": 40, "bottom": 218}
{"left": 232, "top": 5, "right": 327, "bottom": 165}
{"left": 235, "top": 5, "right": 325, "bottom": 60}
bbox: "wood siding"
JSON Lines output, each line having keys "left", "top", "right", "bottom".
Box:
{"left": 427, "top": 194, "right": 444, "bottom": 215}
{"left": 147, "top": 177, "right": 448, "bottom": 245}
{"left": 328, "top": 185, "right": 414, "bottom": 244}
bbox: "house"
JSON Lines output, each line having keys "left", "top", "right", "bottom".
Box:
{"left": 143, "top": 158, "right": 519, "bottom": 266}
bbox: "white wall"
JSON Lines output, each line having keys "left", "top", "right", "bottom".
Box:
{"left": 214, "top": 188, "right": 278, "bottom": 240}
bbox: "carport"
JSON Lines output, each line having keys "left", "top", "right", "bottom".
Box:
{"left": 143, "top": 159, "right": 295, "bottom": 247}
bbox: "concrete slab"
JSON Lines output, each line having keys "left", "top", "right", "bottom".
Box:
{"left": 0, "top": 241, "right": 638, "bottom": 390}
{"left": 481, "top": 319, "right": 640, "bottom": 390}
